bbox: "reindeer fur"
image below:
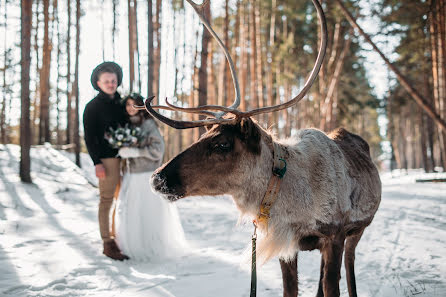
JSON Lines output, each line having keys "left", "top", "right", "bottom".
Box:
{"left": 151, "top": 118, "right": 381, "bottom": 297}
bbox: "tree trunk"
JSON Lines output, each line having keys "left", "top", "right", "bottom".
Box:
{"left": 418, "top": 106, "right": 429, "bottom": 171}
{"left": 239, "top": 0, "right": 247, "bottom": 111}
{"left": 32, "top": 0, "right": 40, "bottom": 145}
{"left": 180, "top": 9, "right": 187, "bottom": 113}
{"left": 335, "top": 0, "right": 446, "bottom": 132}
{"left": 1, "top": 0, "right": 8, "bottom": 143}
{"left": 128, "top": 0, "right": 135, "bottom": 91}
{"left": 172, "top": 11, "right": 182, "bottom": 157}
{"left": 320, "top": 29, "right": 352, "bottom": 131}
{"left": 284, "top": 83, "right": 292, "bottom": 136}
{"left": 208, "top": 37, "right": 217, "bottom": 105}
{"left": 197, "top": 0, "right": 211, "bottom": 136}
{"left": 20, "top": 0, "right": 32, "bottom": 183}
{"left": 422, "top": 16, "right": 436, "bottom": 171}
{"left": 435, "top": 0, "right": 446, "bottom": 170}
{"left": 66, "top": 0, "right": 71, "bottom": 145}
{"left": 74, "top": 0, "right": 80, "bottom": 167}
{"left": 249, "top": 0, "right": 258, "bottom": 111}
{"left": 54, "top": 0, "right": 62, "bottom": 145}
{"left": 134, "top": 0, "right": 141, "bottom": 92}
{"left": 127, "top": 0, "right": 141, "bottom": 92}
{"left": 217, "top": 1, "right": 228, "bottom": 107}
{"left": 187, "top": 28, "right": 200, "bottom": 144}
{"left": 254, "top": 0, "right": 264, "bottom": 122}
{"left": 430, "top": 0, "right": 441, "bottom": 165}
{"left": 423, "top": 56, "right": 433, "bottom": 172}
{"left": 112, "top": 0, "right": 118, "bottom": 59}
{"left": 318, "top": 0, "right": 326, "bottom": 102}
{"left": 399, "top": 109, "right": 408, "bottom": 170}
{"left": 147, "top": 0, "right": 153, "bottom": 97}
{"left": 39, "top": 0, "right": 52, "bottom": 144}
{"left": 387, "top": 91, "right": 401, "bottom": 169}
{"left": 266, "top": 0, "right": 276, "bottom": 126}
{"left": 101, "top": 0, "right": 105, "bottom": 60}
{"left": 224, "top": 0, "right": 232, "bottom": 107}
{"left": 280, "top": 14, "right": 288, "bottom": 137}
{"left": 234, "top": 0, "right": 240, "bottom": 102}
{"left": 153, "top": 0, "right": 162, "bottom": 103}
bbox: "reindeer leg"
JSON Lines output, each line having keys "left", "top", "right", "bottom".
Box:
{"left": 279, "top": 254, "right": 298, "bottom": 297}
{"left": 321, "top": 234, "right": 345, "bottom": 297}
{"left": 316, "top": 255, "right": 325, "bottom": 297}
{"left": 344, "top": 230, "right": 364, "bottom": 297}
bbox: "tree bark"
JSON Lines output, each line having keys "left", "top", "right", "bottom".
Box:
{"left": 208, "top": 37, "right": 217, "bottom": 105}
{"left": 100, "top": 0, "right": 105, "bottom": 60}
{"left": 147, "top": 0, "right": 153, "bottom": 97}
{"left": 239, "top": 0, "right": 247, "bottom": 111}
{"left": 128, "top": 0, "right": 135, "bottom": 91}
{"left": 20, "top": 0, "right": 32, "bottom": 183}
{"left": 32, "top": 0, "right": 41, "bottom": 145}
{"left": 134, "top": 0, "right": 141, "bottom": 92}
{"left": 224, "top": 0, "right": 232, "bottom": 107}
{"left": 320, "top": 28, "right": 352, "bottom": 131}
{"left": 266, "top": 0, "right": 276, "bottom": 126}
{"left": 335, "top": 0, "right": 446, "bottom": 132}
{"left": 217, "top": 1, "right": 228, "bottom": 107}
{"left": 254, "top": 0, "right": 264, "bottom": 122}
{"left": 39, "top": 0, "right": 52, "bottom": 144}
{"left": 153, "top": 0, "right": 162, "bottom": 103}
{"left": 197, "top": 0, "right": 211, "bottom": 136}
{"left": 422, "top": 54, "right": 434, "bottom": 172}
{"left": 280, "top": 14, "right": 288, "bottom": 137}
{"left": 192, "top": 28, "right": 200, "bottom": 142}
{"left": 430, "top": 0, "right": 446, "bottom": 170}
{"left": 66, "top": 0, "right": 71, "bottom": 145}
{"left": 1, "top": 0, "right": 8, "bottom": 143}
{"left": 172, "top": 10, "right": 182, "bottom": 157}
{"left": 54, "top": 0, "right": 62, "bottom": 145}
{"left": 74, "top": 0, "right": 80, "bottom": 167}
{"left": 249, "top": 0, "right": 258, "bottom": 110}
{"left": 112, "top": 0, "right": 118, "bottom": 59}
{"left": 435, "top": 0, "right": 446, "bottom": 170}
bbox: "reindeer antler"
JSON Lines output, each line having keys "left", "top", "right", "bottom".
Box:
{"left": 139, "top": 0, "right": 327, "bottom": 129}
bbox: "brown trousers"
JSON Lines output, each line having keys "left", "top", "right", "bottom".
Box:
{"left": 98, "top": 158, "right": 120, "bottom": 242}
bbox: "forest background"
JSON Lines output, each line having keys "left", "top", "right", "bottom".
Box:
{"left": 2, "top": 0, "right": 446, "bottom": 182}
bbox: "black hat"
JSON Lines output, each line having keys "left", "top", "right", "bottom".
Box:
{"left": 90, "top": 61, "right": 123, "bottom": 91}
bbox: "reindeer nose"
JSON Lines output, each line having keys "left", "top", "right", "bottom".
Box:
{"left": 150, "top": 173, "right": 166, "bottom": 193}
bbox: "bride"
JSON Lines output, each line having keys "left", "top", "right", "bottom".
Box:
{"left": 115, "top": 93, "right": 186, "bottom": 261}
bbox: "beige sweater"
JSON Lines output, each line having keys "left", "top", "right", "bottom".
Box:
{"left": 123, "top": 118, "right": 165, "bottom": 173}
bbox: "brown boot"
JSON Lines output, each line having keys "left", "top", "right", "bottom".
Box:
{"left": 103, "top": 240, "right": 130, "bottom": 261}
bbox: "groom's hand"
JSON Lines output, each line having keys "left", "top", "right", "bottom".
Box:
{"left": 95, "top": 164, "right": 106, "bottom": 179}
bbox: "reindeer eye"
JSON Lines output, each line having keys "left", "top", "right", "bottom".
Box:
{"left": 213, "top": 141, "right": 231, "bottom": 152}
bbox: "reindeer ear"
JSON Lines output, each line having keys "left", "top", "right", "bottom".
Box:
{"left": 239, "top": 118, "right": 261, "bottom": 154}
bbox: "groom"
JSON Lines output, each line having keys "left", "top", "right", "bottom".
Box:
{"left": 83, "top": 61, "right": 129, "bottom": 261}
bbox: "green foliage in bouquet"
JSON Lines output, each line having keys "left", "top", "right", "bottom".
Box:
{"left": 104, "top": 123, "right": 143, "bottom": 149}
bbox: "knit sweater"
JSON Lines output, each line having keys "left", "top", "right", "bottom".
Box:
{"left": 123, "top": 117, "right": 165, "bottom": 173}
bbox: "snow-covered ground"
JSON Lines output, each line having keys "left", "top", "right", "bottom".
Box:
{"left": 1, "top": 144, "right": 445, "bottom": 297}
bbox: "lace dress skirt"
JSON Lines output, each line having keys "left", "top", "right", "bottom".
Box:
{"left": 115, "top": 171, "right": 187, "bottom": 261}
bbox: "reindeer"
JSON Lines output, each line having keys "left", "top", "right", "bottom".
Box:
{"left": 136, "top": 1, "right": 381, "bottom": 296}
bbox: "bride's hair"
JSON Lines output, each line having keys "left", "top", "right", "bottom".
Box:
{"left": 122, "top": 93, "right": 154, "bottom": 122}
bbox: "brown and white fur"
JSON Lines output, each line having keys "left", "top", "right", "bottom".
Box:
{"left": 151, "top": 118, "right": 381, "bottom": 297}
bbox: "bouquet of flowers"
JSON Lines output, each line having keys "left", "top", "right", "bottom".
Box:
{"left": 104, "top": 123, "right": 143, "bottom": 149}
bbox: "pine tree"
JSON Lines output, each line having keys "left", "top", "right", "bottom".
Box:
{"left": 20, "top": 0, "right": 33, "bottom": 183}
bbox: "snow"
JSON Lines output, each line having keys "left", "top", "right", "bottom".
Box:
{"left": 1, "top": 144, "right": 445, "bottom": 297}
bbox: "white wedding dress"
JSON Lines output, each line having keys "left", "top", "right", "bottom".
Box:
{"left": 115, "top": 170, "right": 187, "bottom": 261}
